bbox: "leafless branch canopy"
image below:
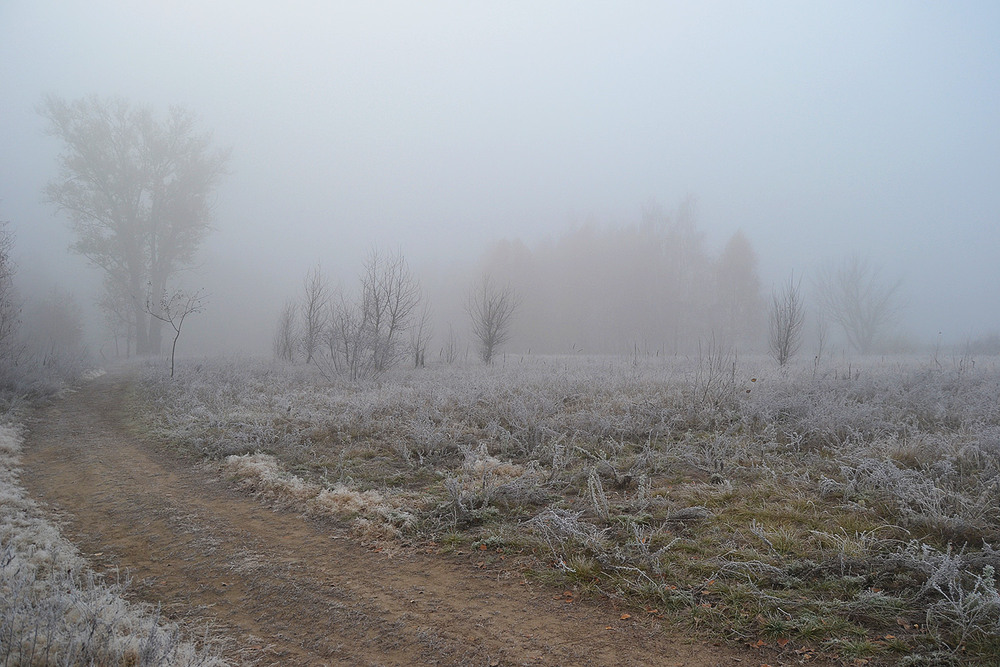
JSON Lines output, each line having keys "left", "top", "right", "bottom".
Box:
{"left": 318, "top": 248, "right": 422, "bottom": 381}
{"left": 768, "top": 273, "right": 805, "bottom": 366}
{"left": 273, "top": 299, "right": 298, "bottom": 362}
{"left": 146, "top": 288, "right": 206, "bottom": 377}
{"left": 40, "top": 95, "right": 228, "bottom": 356}
{"left": 466, "top": 275, "right": 519, "bottom": 364}
{"left": 300, "top": 264, "right": 329, "bottom": 364}
{"left": 814, "top": 256, "right": 902, "bottom": 354}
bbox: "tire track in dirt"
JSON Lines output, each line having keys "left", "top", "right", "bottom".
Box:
{"left": 20, "top": 374, "right": 749, "bottom": 666}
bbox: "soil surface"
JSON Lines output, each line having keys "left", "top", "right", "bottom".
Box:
{"left": 20, "top": 373, "right": 786, "bottom": 666}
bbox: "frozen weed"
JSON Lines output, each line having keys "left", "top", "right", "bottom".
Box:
{"left": 443, "top": 443, "right": 545, "bottom": 524}
{"left": 221, "top": 452, "right": 416, "bottom": 540}
{"left": 522, "top": 508, "right": 606, "bottom": 557}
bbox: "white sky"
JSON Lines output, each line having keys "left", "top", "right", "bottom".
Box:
{"left": 1, "top": 1, "right": 998, "bottom": 353}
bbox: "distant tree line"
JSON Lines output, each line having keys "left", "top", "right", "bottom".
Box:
{"left": 468, "top": 199, "right": 764, "bottom": 355}
{"left": 447, "top": 202, "right": 908, "bottom": 365}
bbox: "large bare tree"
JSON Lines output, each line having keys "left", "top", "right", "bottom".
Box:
{"left": 814, "top": 256, "right": 902, "bottom": 354}
{"left": 409, "top": 300, "right": 433, "bottom": 368}
{"left": 467, "top": 274, "right": 519, "bottom": 364}
{"left": 40, "top": 95, "right": 229, "bottom": 355}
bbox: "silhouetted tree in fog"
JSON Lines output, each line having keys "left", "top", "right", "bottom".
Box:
{"left": 40, "top": 95, "right": 229, "bottom": 355}
{"left": 27, "top": 287, "right": 85, "bottom": 369}
{"left": 327, "top": 291, "right": 370, "bottom": 380}
{"left": 0, "top": 220, "right": 21, "bottom": 384}
{"left": 300, "top": 264, "right": 329, "bottom": 364}
{"left": 362, "top": 249, "right": 421, "bottom": 373}
{"left": 99, "top": 272, "right": 135, "bottom": 357}
{"left": 469, "top": 198, "right": 715, "bottom": 354}
{"left": 768, "top": 274, "right": 805, "bottom": 366}
{"left": 320, "top": 249, "right": 422, "bottom": 380}
{"left": 146, "top": 288, "right": 205, "bottom": 378}
{"left": 273, "top": 299, "right": 298, "bottom": 362}
{"left": 715, "top": 229, "right": 763, "bottom": 348}
{"left": 442, "top": 323, "right": 459, "bottom": 364}
{"left": 409, "top": 301, "right": 433, "bottom": 368}
{"left": 814, "top": 256, "right": 902, "bottom": 354}
{"left": 467, "top": 275, "right": 519, "bottom": 364}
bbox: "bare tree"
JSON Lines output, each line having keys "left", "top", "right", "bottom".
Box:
{"left": 814, "top": 256, "right": 902, "bottom": 354}
{"left": 768, "top": 273, "right": 805, "bottom": 366}
{"left": 27, "top": 288, "right": 85, "bottom": 369}
{"left": 814, "top": 309, "right": 829, "bottom": 362}
{"left": 320, "top": 249, "right": 421, "bottom": 381}
{"left": 0, "top": 220, "right": 22, "bottom": 385}
{"left": 466, "top": 274, "right": 519, "bottom": 364}
{"left": 40, "top": 95, "right": 229, "bottom": 355}
{"left": 715, "top": 229, "right": 763, "bottom": 347}
{"left": 442, "top": 323, "right": 459, "bottom": 364}
{"left": 361, "top": 248, "right": 421, "bottom": 373}
{"left": 99, "top": 273, "right": 135, "bottom": 358}
{"left": 146, "top": 289, "right": 205, "bottom": 377}
{"left": 300, "top": 264, "right": 329, "bottom": 364}
{"left": 409, "top": 300, "right": 433, "bottom": 368}
{"left": 273, "top": 299, "right": 298, "bottom": 362}
{"left": 324, "top": 292, "right": 372, "bottom": 381}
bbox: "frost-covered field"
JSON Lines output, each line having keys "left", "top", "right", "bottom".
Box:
{"left": 138, "top": 353, "right": 1000, "bottom": 664}
{"left": 0, "top": 414, "right": 225, "bottom": 666}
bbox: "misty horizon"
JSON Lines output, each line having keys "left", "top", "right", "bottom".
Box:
{"left": 2, "top": 2, "right": 998, "bottom": 359}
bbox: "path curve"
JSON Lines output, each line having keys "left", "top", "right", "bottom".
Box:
{"left": 20, "top": 373, "right": 750, "bottom": 666}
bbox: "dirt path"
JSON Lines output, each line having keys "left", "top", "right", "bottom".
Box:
{"left": 19, "top": 374, "right": 758, "bottom": 666}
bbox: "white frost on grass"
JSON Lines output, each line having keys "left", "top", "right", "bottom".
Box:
{"left": 141, "top": 354, "right": 1000, "bottom": 656}
{"left": 221, "top": 452, "right": 416, "bottom": 540}
{"left": 0, "top": 423, "right": 226, "bottom": 666}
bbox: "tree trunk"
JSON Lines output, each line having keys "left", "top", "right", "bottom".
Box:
{"left": 132, "top": 299, "right": 150, "bottom": 355}
{"left": 147, "top": 273, "right": 169, "bottom": 355}
{"left": 148, "top": 315, "right": 164, "bottom": 355}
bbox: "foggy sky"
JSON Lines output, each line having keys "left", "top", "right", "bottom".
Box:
{"left": 1, "top": 1, "right": 998, "bottom": 355}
